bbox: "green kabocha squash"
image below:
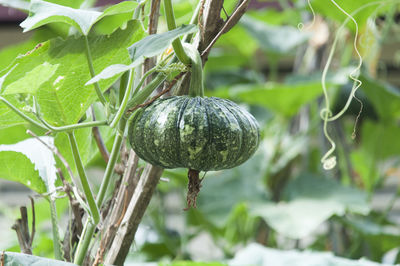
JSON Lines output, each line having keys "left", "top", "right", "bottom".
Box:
{"left": 128, "top": 96, "right": 260, "bottom": 171}
{"left": 127, "top": 44, "right": 260, "bottom": 208}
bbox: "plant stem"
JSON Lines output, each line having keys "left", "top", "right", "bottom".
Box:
{"left": 163, "top": 0, "right": 191, "bottom": 65}
{"left": 41, "top": 119, "right": 108, "bottom": 133}
{"left": 125, "top": 72, "right": 167, "bottom": 113}
{"left": 97, "top": 118, "right": 126, "bottom": 207}
{"left": 67, "top": 132, "right": 100, "bottom": 225}
{"left": 84, "top": 35, "right": 107, "bottom": 106}
{"left": 73, "top": 219, "right": 96, "bottom": 265}
{"left": 0, "top": 96, "right": 48, "bottom": 131}
{"left": 49, "top": 198, "right": 63, "bottom": 260}
{"left": 74, "top": 72, "right": 132, "bottom": 264}
{"left": 110, "top": 70, "right": 135, "bottom": 128}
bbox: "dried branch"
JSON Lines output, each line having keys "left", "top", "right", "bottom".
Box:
{"left": 11, "top": 203, "right": 35, "bottom": 254}
{"left": 200, "top": 0, "right": 250, "bottom": 60}
{"left": 144, "top": 0, "right": 162, "bottom": 86}
{"left": 28, "top": 197, "right": 35, "bottom": 247}
{"left": 93, "top": 150, "right": 140, "bottom": 265}
{"left": 104, "top": 164, "right": 164, "bottom": 265}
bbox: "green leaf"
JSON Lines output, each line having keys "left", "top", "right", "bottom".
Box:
{"left": 0, "top": 28, "right": 59, "bottom": 72}
{"left": 230, "top": 243, "right": 389, "bottom": 266}
{"left": 312, "top": 0, "right": 389, "bottom": 32}
{"left": 213, "top": 82, "right": 323, "bottom": 117}
{"left": 87, "top": 24, "right": 198, "bottom": 84}
{"left": 0, "top": 96, "right": 30, "bottom": 129}
{"left": 0, "top": 151, "right": 45, "bottom": 194}
{"left": 240, "top": 15, "right": 309, "bottom": 55}
{"left": 0, "top": 125, "right": 31, "bottom": 145}
{"left": 359, "top": 75, "right": 400, "bottom": 122}
{"left": 343, "top": 215, "right": 400, "bottom": 258}
{"left": 21, "top": 0, "right": 102, "bottom": 35}
{"left": 21, "top": 0, "right": 139, "bottom": 36}
{"left": 2, "top": 20, "right": 144, "bottom": 126}
{"left": 251, "top": 174, "right": 369, "bottom": 239}
{"left": 0, "top": 137, "right": 58, "bottom": 195}
{"left": 361, "top": 120, "right": 400, "bottom": 160}
{"left": 3, "top": 251, "right": 76, "bottom": 266}
{"left": 2, "top": 62, "right": 59, "bottom": 95}
{"left": 94, "top": 1, "right": 138, "bottom": 35}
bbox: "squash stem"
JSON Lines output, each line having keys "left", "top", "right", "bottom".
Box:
{"left": 184, "top": 169, "right": 202, "bottom": 210}
{"left": 183, "top": 44, "right": 204, "bottom": 97}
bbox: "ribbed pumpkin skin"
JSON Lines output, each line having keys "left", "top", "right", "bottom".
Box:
{"left": 128, "top": 96, "right": 260, "bottom": 171}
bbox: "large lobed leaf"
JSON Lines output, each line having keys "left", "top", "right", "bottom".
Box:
{"left": 1, "top": 20, "right": 145, "bottom": 126}
{"left": 20, "top": 0, "right": 138, "bottom": 35}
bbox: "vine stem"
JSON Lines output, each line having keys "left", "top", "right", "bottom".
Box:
{"left": 84, "top": 35, "right": 107, "bottom": 106}
{"left": 163, "top": 0, "right": 191, "bottom": 65}
{"left": 49, "top": 198, "right": 63, "bottom": 260}
{"left": 74, "top": 71, "right": 130, "bottom": 265}
{"left": 42, "top": 119, "right": 107, "bottom": 133}
{"left": 67, "top": 132, "right": 100, "bottom": 225}
{"left": 110, "top": 67, "right": 158, "bottom": 128}
{"left": 0, "top": 96, "right": 48, "bottom": 131}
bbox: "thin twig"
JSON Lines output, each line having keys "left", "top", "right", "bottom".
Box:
{"left": 91, "top": 108, "right": 110, "bottom": 163}
{"left": 221, "top": 5, "right": 229, "bottom": 19}
{"left": 201, "top": 0, "right": 249, "bottom": 57}
{"left": 127, "top": 71, "right": 186, "bottom": 114}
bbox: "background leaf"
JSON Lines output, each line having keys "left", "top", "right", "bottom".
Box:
{"left": 212, "top": 82, "right": 323, "bottom": 117}
{"left": 359, "top": 75, "right": 400, "bottom": 122}
{"left": 240, "top": 15, "right": 309, "bottom": 55}
{"left": 229, "top": 243, "right": 389, "bottom": 266}
{"left": 251, "top": 174, "right": 369, "bottom": 239}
